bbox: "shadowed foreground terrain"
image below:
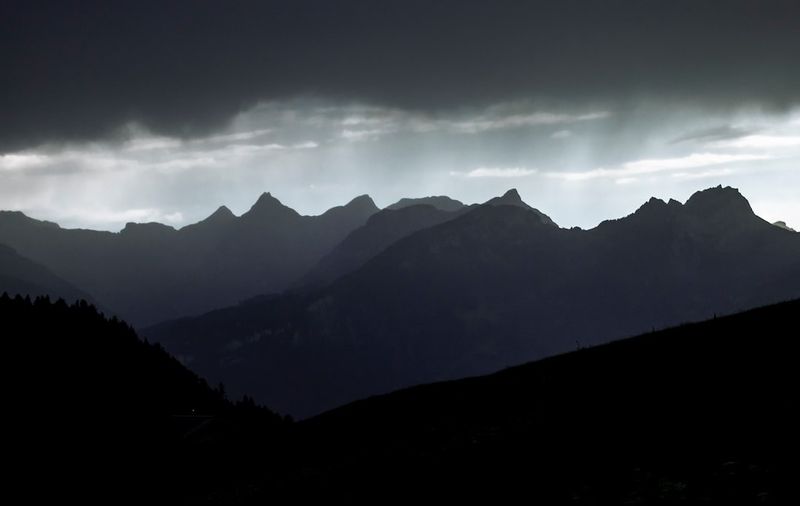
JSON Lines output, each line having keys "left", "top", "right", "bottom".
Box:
{"left": 2, "top": 294, "right": 288, "bottom": 503}
{"left": 296, "top": 298, "right": 800, "bottom": 504}
{"left": 6, "top": 295, "right": 799, "bottom": 504}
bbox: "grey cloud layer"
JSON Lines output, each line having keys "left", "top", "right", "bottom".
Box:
{"left": 3, "top": 0, "right": 800, "bottom": 151}
{"left": 2, "top": 100, "right": 798, "bottom": 232}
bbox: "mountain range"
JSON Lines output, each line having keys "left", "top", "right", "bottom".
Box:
{"left": 4, "top": 185, "right": 800, "bottom": 502}
{"left": 144, "top": 186, "right": 800, "bottom": 417}
{"left": 0, "top": 193, "right": 378, "bottom": 326}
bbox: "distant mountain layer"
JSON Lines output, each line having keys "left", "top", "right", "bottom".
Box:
{"left": 0, "top": 244, "right": 94, "bottom": 303}
{"left": 297, "top": 204, "right": 470, "bottom": 289}
{"left": 386, "top": 195, "right": 466, "bottom": 212}
{"left": 146, "top": 186, "right": 800, "bottom": 417}
{"left": 298, "top": 189, "right": 554, "bottom": 289}
{"left": 0, "top": 193, "right": 378, "bottom": 326}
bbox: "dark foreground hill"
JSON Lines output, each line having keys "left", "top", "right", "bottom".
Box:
{"left": 2, "top": 294, "right": 287, "bottom": 503}
{"left": 7, "top": 296, "right": 800, "bottom": 504}
{"left": 147, "top": 186, "right": 800, "bottom": 417}
{"left": 287, "top": 298, "right": 800, "bottom": 504}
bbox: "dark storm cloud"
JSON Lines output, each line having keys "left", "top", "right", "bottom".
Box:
{"left": 2, "top": 0, "right": 800, "bottom": 151}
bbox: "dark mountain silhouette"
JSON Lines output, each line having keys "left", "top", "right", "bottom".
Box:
{"left": 2, "top": 293, "right": 229, "bottom": 416}
{"left": 0, "top": 243, "right": 94, "bottom": 303}
{"left": 4, "top": 294, "right": 288, "bottom": 503}
{"left": 146, "top": 186, "right": 800, "bottom": 417}
{"left": 297, "top": 204, "right": 470, "bottom": 289}
{"left": 286, "top": 299, "right": 800, "bottom": 504}
{"left": 386, "top": 195, "right": 466, "bottom": 212}
{"left": 10, "top": 296, "right": 799, "bottom": 503}
{"left": 298, "top": 189, "right": 553, "bottom": 289}
{"left": 484, "top": 187, "right": 557, "bottom": 226}
{"left": 0, "top": 193, "right": 378, "bottom": 326}
{"left": 3, "top": 294, "right": 225, "bottom": 501}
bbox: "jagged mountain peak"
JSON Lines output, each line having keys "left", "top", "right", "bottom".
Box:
{"left": 633, "top": 196, "right": 681, "bottom": 217}
{"left": 625, "top": 186, "right": 756, "bottom": 228}
{"left": 643, "top": 196, "right": 667, "bottom": 207}
{"left": 684, "top": 185, "right": 754, "bottom": 217}
{"left": 344, "top": 194, "right": 379, "bottom": 212}
{"left": 484, "top": 189, "right": 557, "bottom": 227}
{"left": 252, "top": 191, "right": 280, "bottom": 208}
{"left": 210, "top": 205, "right": 235, "bottom": 220}
{"left": 319, "top": 195, "right": 379, "bottom": 221}
{"left": 243, "top": 191, "right": 300, "bottom": 219}
{"left": 486, "top": 188, "right": 525, "bottom": 206}
{"left": 181, "top": 205, "right": 237, "bottom": 231}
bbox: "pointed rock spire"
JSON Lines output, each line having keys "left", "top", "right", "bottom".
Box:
{"left": 242, "top": 192, "right": 300, "bottom": 220}
{"left": 344, "top": 194, "right": 379, "bottom": 214}
{"left": 489, "top": 188, "right": 525, "bottom": 206}
{"left": 249, "top": 192, "right": 282, "bottom": 212}
{"left": 206, "top": 205, "right": 235, "bottom": 222}
{"left": 484, "top": 189, "right": 557, "bottom": 227}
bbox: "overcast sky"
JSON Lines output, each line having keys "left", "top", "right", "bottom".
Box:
{"left": 2, "top": 0, "right": 799, "bottom": 230}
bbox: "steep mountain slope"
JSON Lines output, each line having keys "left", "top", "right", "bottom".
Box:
{"left": 0, "top": 243, "right": 94, "bottom": 303}
{"left": 0, "top": 193, "right": 378, "bottom": 326}
{"left": 298, "top": 189, "right": 553, "bottom": 289}
{"left": 484, "top": 188, "right": 557, "bottom": 226}
{"left": 297, "top": 204, "right": 469, "bottom": 289}
{"left": 146, "top": 186, "right": 800, "bottom": 417}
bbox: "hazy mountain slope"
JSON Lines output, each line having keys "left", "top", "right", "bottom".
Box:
{"left": 146, "top": 186, "right": 800, "bottom": 418}
{"left": 0, "top": 194, "right": 378, "bottom": 326}
{"left": 298, "top": 204, "right": 469, "bottom": 289}
{"left": 0, "top": 243, "right": 94, "bottom": 303}
{"left": 299, "top": 189, "right": 552, "bottom": 289}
